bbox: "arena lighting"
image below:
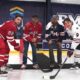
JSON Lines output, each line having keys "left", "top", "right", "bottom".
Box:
{"left": 10, "top": 0, "right": 46, "bottom": 2}
{"left": 51, "top": 0, "right": 80, "bottom": 4}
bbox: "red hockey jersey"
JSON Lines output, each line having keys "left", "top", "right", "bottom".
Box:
{"left": 0, "top": 20, "right": 19, "bottom": 53}
{"left": 23, "top": 21, "right": 42, "bottom": 43}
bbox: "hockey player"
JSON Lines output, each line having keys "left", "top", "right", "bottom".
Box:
{"left": 21, "top": 15, "right": 42, "bottom": 69}
{"left": 45, "top": 15, "right": 65, "bottom": 67}
{"left": 63, "top": 18, "right": 80, "bottom": 69}
{"left": 0, "top": 14, "right": 23, "bottom": 74}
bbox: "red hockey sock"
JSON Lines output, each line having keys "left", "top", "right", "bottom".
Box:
{"left": 4, "top": 55, "right": 9, "bottom": 65}
{"left": 0, "top": 54, "right": 4, "bottom": 67}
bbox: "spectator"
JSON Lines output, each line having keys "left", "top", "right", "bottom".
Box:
{"left": 21, "top": 15, "right": 42, "bottom": 69}
{"left": 45, "top": 15, "right": 65, "bottom": 67}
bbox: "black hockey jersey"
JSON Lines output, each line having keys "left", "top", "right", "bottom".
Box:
{"left": 45, "top": 23, "right": 64, "bottom": 42}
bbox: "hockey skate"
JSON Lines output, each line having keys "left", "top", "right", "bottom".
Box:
{"left": 70, "top": 62, "right": 80, "bottom": 70}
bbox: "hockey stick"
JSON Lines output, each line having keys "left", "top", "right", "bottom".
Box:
{"left": 43, "top": 57, "right": 68, "bottom": 79}
{"left": 25, "top": 53, "right": 54, "bottom": 72}
{"left": 24, "top": 53, "right": 54, "bottom": 72}
{"left": 20, "top": 40, "right": 53, "bottom": 72}
{"left": 21, "top": 52, "right": 54, "bottom": 72}
{"left": 26, "top": 54, "right": 53, "bottom": 73}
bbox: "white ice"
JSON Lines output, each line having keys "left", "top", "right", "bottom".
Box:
{"left": 0, "top": 69, "right": 80, "bottom": 80}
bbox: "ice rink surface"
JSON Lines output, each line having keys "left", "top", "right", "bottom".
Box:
{"left": 0, "top": 69, "right": 80, "bottom": 80}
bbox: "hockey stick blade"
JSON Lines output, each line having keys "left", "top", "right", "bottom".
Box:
{"left": 50, "top": 57, "right": 68, "bottom": 79}
{"left": 43, "top": 57, "right": 68, "bottom": 79}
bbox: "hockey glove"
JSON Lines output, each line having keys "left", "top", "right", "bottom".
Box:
{"left": 14, "top": 43, "right": 20, "bottom": 51}
{"left": 67, "top": 49, "right": 73, "bottom": 57}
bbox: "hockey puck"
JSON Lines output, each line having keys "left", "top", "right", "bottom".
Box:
{"left": 43, "top": 75, "right": 55, "bottom": 79}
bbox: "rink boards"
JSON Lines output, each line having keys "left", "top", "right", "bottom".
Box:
{"left": 8, "top": 39, "right": 74, "bottom": 64}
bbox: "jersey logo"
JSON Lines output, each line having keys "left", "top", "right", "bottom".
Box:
{"left": 8, "top": 31, "right": 14, "bottom": 36}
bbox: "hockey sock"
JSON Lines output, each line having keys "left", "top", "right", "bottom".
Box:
{"left": 0, "top": 54, "right": 4, "bottom": 67}
{"left": 4, "top": 54, "right": 9, "bottom": 66}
